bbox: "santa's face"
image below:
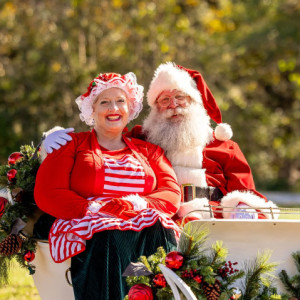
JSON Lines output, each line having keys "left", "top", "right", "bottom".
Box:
{"left": 143, "top": 97, "right": 213, "bottom": 155}
{"left": 156, "top": 90, "right": 191, "bottom": 123}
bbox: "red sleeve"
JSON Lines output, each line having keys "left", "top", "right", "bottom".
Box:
{"left": 34, "top": 133, "right": 89, "bottom": 220}
{"left": 142, "top": 145, "right": 181, "bottom": 217}
{"left": 222, "top": 142, "right": 267, "bottom": 200}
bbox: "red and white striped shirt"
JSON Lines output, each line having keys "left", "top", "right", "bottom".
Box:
{"left": 102, "top": 152, "right": 145, "bottom": 195}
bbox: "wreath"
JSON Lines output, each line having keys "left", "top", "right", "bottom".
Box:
{"left": 0, "top": 142, "right": 43, "bottom": 284}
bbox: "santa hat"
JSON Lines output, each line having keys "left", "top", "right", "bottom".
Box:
{"left": 147, "top": 62, "right": 232, "bottom": 141}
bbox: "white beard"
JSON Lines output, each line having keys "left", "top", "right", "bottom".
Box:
{"left": 142, "top": 103, "right": 213, "bottom": 159}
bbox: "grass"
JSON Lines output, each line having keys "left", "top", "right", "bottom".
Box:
{"left": 278, "top": 207, "right": 300, "bottom": 220}
{"left": 0, "top": 260, "right": 40, "bottom": 300}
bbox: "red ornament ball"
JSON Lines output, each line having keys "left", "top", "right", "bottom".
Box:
{"left": 165, "top": 251, "right": 184, "bottom": 270}
{"left": 24, "top": 250, "right": 35, "bottom": 262}
{"left": 153, "top": 273, "right": 167, "bottom": 287}
{"left": 7, "top": 169, "right": 17, "bottom": 183}
{"left": 128, "top": 284, "right": 153, "bottom": 300}
{"left": 0, "top": 197, "right": 8, "bottom": 218}
{"left": 8, "top": 152, "right": 24, "bottom": 166}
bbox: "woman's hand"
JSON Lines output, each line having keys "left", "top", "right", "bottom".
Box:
{"left": 121, "top": 195, "right": 148, "bottom": 211}
{"left": 86, "top": 199, "right": 139, "bottom": 220}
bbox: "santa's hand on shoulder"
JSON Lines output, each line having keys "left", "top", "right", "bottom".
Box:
{"left": 177, "top": 198, "right": 211, "bottom": 220}
{"left": 44, "top": 127, "right": 74, "bottom": 154}
{"left": 230, "top": 203, "right": 258, "bottom": 219}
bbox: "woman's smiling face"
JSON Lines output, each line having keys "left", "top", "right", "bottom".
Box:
{"left": 92, "top": 88, "right": 129, "bottom": 136}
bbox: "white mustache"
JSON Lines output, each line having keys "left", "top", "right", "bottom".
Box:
{"left": 164, "top": 107, "right": 188, "bottom": 118}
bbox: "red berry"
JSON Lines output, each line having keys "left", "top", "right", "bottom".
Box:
{"left": 193, "top": 275, "right": 202, "bottom": 283}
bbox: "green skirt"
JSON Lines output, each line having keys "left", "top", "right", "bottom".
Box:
{"left": 70, "top": 221, "right": 176, "bottom": 300}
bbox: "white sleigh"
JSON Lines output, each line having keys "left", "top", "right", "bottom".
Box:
{"left": 31, "top": 207, "right": 300, "bottom": 299}
{"left": 32, "top": 241, "right": 73, "bottom": 300}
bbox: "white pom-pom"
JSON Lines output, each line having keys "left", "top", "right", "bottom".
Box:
{"left": 215, "top": 123, "right": 233, "bottom": 141}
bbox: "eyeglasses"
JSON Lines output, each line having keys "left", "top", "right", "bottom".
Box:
{"left": 156, "top": 93, "right": 189, "bottom": 108}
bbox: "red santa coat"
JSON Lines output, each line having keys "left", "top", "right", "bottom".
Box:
{"left": 127, "top": 125, "right": 278, "bottom": 219}
{"left": 204, "top": 139, "right": 264, "bottom": 197}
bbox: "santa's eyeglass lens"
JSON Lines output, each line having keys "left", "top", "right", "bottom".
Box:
{"left": 156, "top": 94, "right": 188, "bottom": 107}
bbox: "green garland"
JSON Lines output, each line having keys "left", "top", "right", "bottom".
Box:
{"left": 0, "top": 143, "right": 42, "bottom": 285}
{"left": 123, "top": 223, "right": 282, "bottom": 300}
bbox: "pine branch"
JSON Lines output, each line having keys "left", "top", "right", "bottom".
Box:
{"left": 259, "top": 286, "right": 281, "bottom": 300}
{"left": 222, "top": 270, "right": 245, "bottom": 289}
{"left": 178, "top": 223, "right": 209, "bottom": 257}
{"left": 278, "top": 252, "right": 300, "bottom": 298}
{"left": 292, "top": 252, "right": 300, "bottom": 275}
{"left": 210, "top": 240, "right": 228, "bottom": 265}
{"left": 241, "top": 251, "right": 278, "bottom": 300}
{"left": 279, "top": 269, "right": 298, "bottom": 295}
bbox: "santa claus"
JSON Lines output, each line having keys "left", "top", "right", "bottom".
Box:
{"left": 42, "top": 62, "right": 278, "bottom": 221}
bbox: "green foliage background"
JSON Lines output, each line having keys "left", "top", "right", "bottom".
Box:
{"left": 0, "top": 0, "right": 299, "bottom": 191}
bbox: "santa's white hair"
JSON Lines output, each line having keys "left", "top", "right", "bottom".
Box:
{"left": 142, "top": 101, "right": 214, "bottom": 159}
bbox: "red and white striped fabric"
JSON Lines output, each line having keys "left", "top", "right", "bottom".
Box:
{"left": 49, "top": 208, "right": 180, "bottom": 263}
{"left": 48, "top": 153, "right": 180, "bottom": 263}
{"left": 102, "top": 155, "right": 145, "bottom": 194}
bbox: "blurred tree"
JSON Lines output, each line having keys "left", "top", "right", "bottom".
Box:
{"left": 0, "top": 0, "right": 299, "bottom": 191}
{"left": 196, "top": 0, "right": 300, "bottom": 191}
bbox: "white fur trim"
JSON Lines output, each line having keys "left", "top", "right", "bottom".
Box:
{"left": 122, "top": 194, "right": 148, "bottom": 211}
{"left": 221, "top": 190, "right": 279, "bottom": 219}
{"left": 147, "top": 62, "right": 202, "bottom": 107}
{"left": 43, "top": 126, "right": 65, "bottom": 137}
{"left": 173, "top": 166, "right": 207, "bottom": 187}
{"left": 214, "top": 123, "right": 233, "bottom": 141}
{"left": 87, "top": 201, "right": 105, "bottom": 213}
{"left": 40, "top": 126, "right": 65, "bottom": 162}
{"left": 167, "top": 146, "right": 204, "bottom": 168}
{"left": 177, "top": 198, "right": 211, "bottom": 219}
